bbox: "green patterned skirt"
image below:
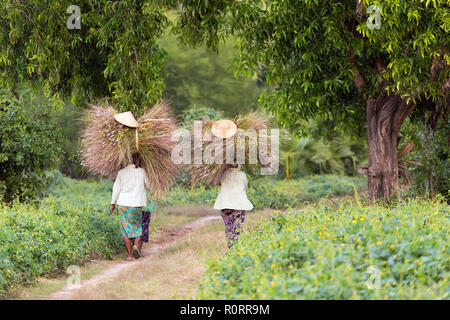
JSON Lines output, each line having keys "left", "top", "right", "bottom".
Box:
{"left": 118, "top": 205, "right": 143, "bottom": 239}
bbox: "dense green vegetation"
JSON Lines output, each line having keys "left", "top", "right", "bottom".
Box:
{"left": 0, "top": 1, "right": 447, "bottom": 302}
{"left": 164, "top": 175, "right": 367, "bottom": 210}
{"left": 280, "top": 119, "right": 368, "bottom": 179}
{"left": 1, "top": 2, "right": 447, "bottom": 202}
{"left": 0, "top": 172, "right": 120, "bottom": 296}
{"left": 0, "top": 90, "right": 63, "bottom": 202}
{"left": 401, "top": 118, "right": 449, "bottom": 201}
{"left": 161, "top": 33, "right": 262, "bottom": 116}
{"left": 197, "top": 198, "right": 449, "bottom": 299}
{"left": 0, "top": 171, "right": 367, "bottom": 296}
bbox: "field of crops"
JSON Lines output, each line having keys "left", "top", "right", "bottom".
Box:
{"left": 197, "top": 198, "right": 449, "bottom": 299}
{"left": 4, "top": 171, "right": 443, "bottom": 300}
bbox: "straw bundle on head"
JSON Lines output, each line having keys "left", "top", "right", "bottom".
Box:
{"left": 80, "top": 100, "right": 179, "bottom": 197}
{"left": 189, "top": 111, "right": 275, "bottom": 187}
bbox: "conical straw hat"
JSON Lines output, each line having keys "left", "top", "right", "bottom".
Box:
{"left": 212, "top": 119, "right": 237, "bottom": 138}
{"left": 114, "top": 111, "right": 139, "bottom": 128}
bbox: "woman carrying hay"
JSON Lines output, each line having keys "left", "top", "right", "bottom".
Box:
{"left": 110, "top": 153, "right": 149, "bottom": 261}
{"left": 213, "top": 163, "right": 254, "bottom": 249}
{"left": 80, "top": 101, "right": 179, "bottom": 261}
{"left": 190, "top": 114, "right": 271, "bottom": 248}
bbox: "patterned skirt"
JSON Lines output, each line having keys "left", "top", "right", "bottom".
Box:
{"left": 220, "top": 209, "right": 246, "bottom": 249}
{"left": 118, "top": 206, "right": 143, "bottom": 239}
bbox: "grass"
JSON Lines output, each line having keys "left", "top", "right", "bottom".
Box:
{"left": 71, "top": 222, "right": 225, "bottom": 299}
{"left": 0, "top": 176, "right": 121, "bottom": 297}
{"left": 15, "top": 259, "right": 117, "bottom": 300}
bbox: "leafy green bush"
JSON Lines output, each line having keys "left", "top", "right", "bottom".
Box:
{"left": 0, "top": 172, "right": 120, "bottom": 296}
{"left": 54, "top": 102, "right": 84, "bottom": 179}
{"left": 180, "top": 105, "right": 224, "bottom": 127}
{"left": 163, "top": 175, "right": 367, "bottom": 209}
{"left": 401, "top": 119, "right": 449, "bottom": 202}
{"left": 0, "top": 90, "right": 63, "bottom": 202}
{"left": 279, "top": 119, "right": 368, "bottom": 179}
{"left": 197, "top": 199, "right": 449, "bottom": 299}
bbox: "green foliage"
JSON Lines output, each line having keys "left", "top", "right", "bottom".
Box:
{"left": 280, "top": 123, "right": 367, "bottom": 179}
{"left": 0, "top": 0, "right": 174, "bottom": 115}
{"left": 0, "top": 90, "right": 63, "bottom": 202}
{"left": 180, "top": 105, "right": 224, "bottom": 127}
{"left": 197, "top": 198, "right": 449, "bottom": 299}
{"left": 357, "top": 0, "right": 449, "bottom": 102}
{"left": 175, "top": 0, "right": 449, "bottom": 134}
{"left": 161, "top": 33, "right": 262, "bottom": 116}
{"left": 0, "top": 171, "right": 121, "bottom": 296}
{"left": 54, "top": 102, "right": 84, "bottom": 178}
{"left": 401, "top": 118, "right": 449, "bottom": 201}
{"left": 162, "top": 175, "right": 367, "bottom": 210}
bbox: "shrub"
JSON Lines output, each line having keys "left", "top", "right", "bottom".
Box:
{"left": 197, "top": 198, "right": 449, "bottom": 299}
{"left": 401, "top": 119, "right": 449, "bottom": 202}
{"left": 181, "top": 105, "right": 224, "bottom": 128}
{"left": 0, "top": 90, "right": 63, "bottom": 202}
{"left": 0, "top": 173, "right": 120, "bottom": 296}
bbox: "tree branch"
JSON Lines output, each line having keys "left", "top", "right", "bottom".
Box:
{"left": 357, "top": 166, "right": 376, "bottom": 176}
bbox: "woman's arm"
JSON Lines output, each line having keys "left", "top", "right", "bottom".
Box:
{"left": 110, "top": 173, "right": 122, "bottom": 210}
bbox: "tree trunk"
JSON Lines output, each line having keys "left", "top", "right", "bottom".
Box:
{"left": 365, "top": 94, "right": 414, "bottom": 201}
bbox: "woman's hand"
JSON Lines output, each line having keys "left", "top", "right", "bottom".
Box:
{"left": 109, "top": 204, "right": 115, "bottom": 215}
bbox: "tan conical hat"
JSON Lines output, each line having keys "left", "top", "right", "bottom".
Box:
{"left": 114, "top": 111, "right": 139, "bottom": 128}
{"left": 212, "top": 119, "right": 237, "bottom": 138}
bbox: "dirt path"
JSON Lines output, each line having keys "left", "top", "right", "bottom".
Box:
{"left": 47, "top": 215, "right": 221, "bottom": 300}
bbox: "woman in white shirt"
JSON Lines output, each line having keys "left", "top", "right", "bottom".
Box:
{"left": 213, "top": 164, "right": 254, "bottom": 248}
{"left": 109, "top": 153, "right": 150, "bottom": 261}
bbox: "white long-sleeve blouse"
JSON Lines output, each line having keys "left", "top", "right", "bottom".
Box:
{"left": 213, "top": 168, "right": 254, "bottom": 211}
{"left": 111, "top": 164, "right": 150, "bottom": 207}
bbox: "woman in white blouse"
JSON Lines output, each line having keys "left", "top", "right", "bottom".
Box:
{"left": 110, "top": 153, "right": 150, "bottom": 261}
{"left": 213, "top": 164, "right": 254, "bottom": 248}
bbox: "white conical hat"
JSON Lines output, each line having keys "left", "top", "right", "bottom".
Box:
{"left": 211, "top": 119, "right": 237, "bottom": 138}
{"left": 114, "top": 111, "right": 139, "bottom": 128}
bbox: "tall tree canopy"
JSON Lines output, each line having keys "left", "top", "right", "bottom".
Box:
{"left": 0, "top": 1, "right": 262, "bottom": 116}
{"left": 173, "top": 0, "right": 449, "bottom": 201}
{"left": 0, "top": 0, "right": 172, "bottom": 115}
{"left": 161, "top": 33, "right": 262, "bottom": 116}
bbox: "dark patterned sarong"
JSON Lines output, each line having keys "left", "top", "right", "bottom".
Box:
{"left": 141, "top": 211, "right": 152, "bottom": 243}
{"left": 220, "top": 209, "right": 246, "bottom": 249}
{"left": 141, "top": 199, "right": 156, "bottom": 243}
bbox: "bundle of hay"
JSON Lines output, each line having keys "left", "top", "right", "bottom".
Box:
{"left": 80, "top": 101, "right": 179, "bottom": 196}
{"left": 189, "top": 111, "right": 275, "bottom": 187}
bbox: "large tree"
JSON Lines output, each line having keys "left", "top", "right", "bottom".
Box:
{"left": 0, "top": 0, "right": 173, "bottom": 115}
{"left": 173, "top": 0, "right": 449, "bottom": 201}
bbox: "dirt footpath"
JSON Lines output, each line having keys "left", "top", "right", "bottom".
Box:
{"left": 47, "top": 215, "right": 221, "bottom": 300}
